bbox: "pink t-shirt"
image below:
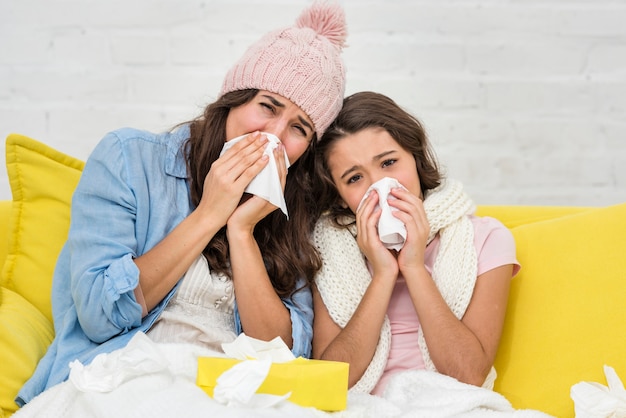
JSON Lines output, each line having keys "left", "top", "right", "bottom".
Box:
{"left": 370, "top": 215, "right": 520, "bottom": 395}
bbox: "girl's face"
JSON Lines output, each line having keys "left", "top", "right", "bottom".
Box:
{"left": 326, "top": 127, "right": 423, "bottom": 214}
{"left": 225, "top": 90, "right": 315, "bottom": 164}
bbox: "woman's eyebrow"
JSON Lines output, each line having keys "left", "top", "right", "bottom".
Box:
{"left": 262, "top": 94, "right": 285, "bottom": 108}
{"left": 262, "top": 94, "right": 314, "bottom": 133}
{"left": 298, "top": 116, "right": 313, "bottom": 133}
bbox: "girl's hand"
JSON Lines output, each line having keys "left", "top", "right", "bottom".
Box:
{"left": 387, "top": 187, "right": 430, "bottom": 273}
{"left": 356, "top": 190, "right": 398, "bottom": 281}
{"left": 196, "top": 132, "right": 269, "bottom": 227}
{"left": 227, "top": 142, "right": 288, "bottom": 232}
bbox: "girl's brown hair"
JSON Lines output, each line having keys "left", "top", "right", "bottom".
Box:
{"left": 314, "top": 91, "right": 442, "bottom": 224}
{"left": 185, "top": 89, "right": 321, "bottom": 296}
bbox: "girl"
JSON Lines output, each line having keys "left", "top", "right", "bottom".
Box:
{"left": 311, "top": 91, "right": 520, "bottom": 395}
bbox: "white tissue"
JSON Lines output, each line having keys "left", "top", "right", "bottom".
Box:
{"left": 221, "top": 334, "right": 296, "bottom": 363}
{"left": 220, "top": 133, "right": 290, "bottom": 217}
{"left": 212, "top": 334, "right": 296, "bottom": 407}
{"left": 68, "top": 332, "right": 170, "bottom": 392}
{"left": 571, "top": 365, "right": 626, "bottom": 418}
{"left": 358, "top": 177, "right": 407, "bottom": 251}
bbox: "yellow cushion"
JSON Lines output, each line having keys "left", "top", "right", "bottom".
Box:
{"left": 476, "top": 205, "right": 590, "bottom": 229}
{"left": 493, "top": 202, "right": 626, "bottom": 418}
{"left": 0, "top": 200, "right": 11, "bottom": 278}
{"left": 0, "top": 286, "right": 54, "bottom": 417}
{"left": 1, "top": 134, "right": 84, "bottom": 323}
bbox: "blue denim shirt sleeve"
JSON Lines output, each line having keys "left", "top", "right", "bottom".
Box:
{"left": 234, "top": 277, "right": 313, "bottom": 358}
{"left": 67, "top": 133, "right": 146, "bottom": 342}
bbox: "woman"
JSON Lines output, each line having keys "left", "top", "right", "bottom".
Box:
{"left": 311, "top": 92, "right": 520, "bottom": 395}
{"left": 16, "top": 1, "right": 347, "bottom": 407}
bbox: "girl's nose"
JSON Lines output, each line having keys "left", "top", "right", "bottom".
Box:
{"left": 370, "top": 174, "right": 386, "bottom": 186}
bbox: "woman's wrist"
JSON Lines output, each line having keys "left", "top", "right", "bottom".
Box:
{"left": 188, "top": 206, "right": 224, "bottom": 241}
{"left": 225, "top": 222, "right": 256, "bottom": 245}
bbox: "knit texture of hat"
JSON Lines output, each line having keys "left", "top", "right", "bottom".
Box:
{"left": 220, "top": 1, "right": 347, "bottom": 138}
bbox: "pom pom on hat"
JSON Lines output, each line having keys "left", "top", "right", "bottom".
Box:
{"left": 296, "top": 1, "right": 347, "bottom": 49}
{"left": 220, "top": 1, "right": 347, "bottom": 138}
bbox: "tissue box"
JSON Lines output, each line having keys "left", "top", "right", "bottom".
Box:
{"left": 197, "top": 357, "right": 349, "bottom": 411}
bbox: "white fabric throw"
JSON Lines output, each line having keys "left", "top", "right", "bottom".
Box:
{"left": 313, "top": 178, "right": 478, "bottom": 393}
{"left": 13, "top": 328, "right": 551, "bottom": 418}
{"left": 334, "top": 371, "right": 553, "bottom": 418}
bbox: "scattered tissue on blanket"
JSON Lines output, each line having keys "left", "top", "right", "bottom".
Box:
{"left": 68, "top": 332, "right": 170, "bottom": 392}
{"left": 220, "top": 132, "right": 290, "bottom": 217}
{"left": 570, "top": 365, "right": 626, "bottom": 418}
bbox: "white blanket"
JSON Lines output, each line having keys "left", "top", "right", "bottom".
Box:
{"left": 14, "top": 334, "right": 552, "bottom": 418}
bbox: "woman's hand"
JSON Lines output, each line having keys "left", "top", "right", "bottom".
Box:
{"left": 227, "top": 142, "right": 288, "bottom": 233}
{"left": 387, "top": 187, "right": 430, "bottom": 274}
{"left": 356, "top": 190, "right": 398, "bottom": 281}
{"left": 196, "top": 132, "right": 270, "bottom": 228}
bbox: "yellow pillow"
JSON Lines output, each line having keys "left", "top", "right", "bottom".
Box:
{"left": 0, "top": 200, "right": 11, "bottom": 305}
{"left": 476, "top": 205, "right": 590, "bottom": 229}
{"left": 0, "top": 286, "right": 54, "bottom": 416}
{"left": 1, "top": 134, "right": 84, "bottom": 322}
{"left": 493, "top": 202, "right": 626, "bottom": 418}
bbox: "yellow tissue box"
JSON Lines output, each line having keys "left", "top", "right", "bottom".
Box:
{"left": 196, "top": 356, "right": 349, "bottom": 411}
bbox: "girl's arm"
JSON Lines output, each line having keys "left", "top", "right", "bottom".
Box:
{"left": 312, "top": 274, "right": 395, "bottom": 387}
{"left": 403, "top": 264, "right": 512, "bottom": 386}
{"left": 312, "top": 191, "right": 398, "bottom": 387}
{"left": 391, "top": 187, "right": 512, "bottom": 385}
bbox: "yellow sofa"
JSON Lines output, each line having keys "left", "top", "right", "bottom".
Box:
{"left": 1, "top": 133, "right": 625, "bottom": 418}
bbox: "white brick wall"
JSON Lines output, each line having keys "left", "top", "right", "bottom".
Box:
{"left": 1, "top": 0, "right": 624, "bottom": 206}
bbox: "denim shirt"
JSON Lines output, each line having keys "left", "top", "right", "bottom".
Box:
{"left": 17, "top": 125, "right": 313, "bottom": 406}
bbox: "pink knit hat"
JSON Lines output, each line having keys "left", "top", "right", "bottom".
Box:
{"left": 220, "top": 1, "right": 347, "bottom": 138}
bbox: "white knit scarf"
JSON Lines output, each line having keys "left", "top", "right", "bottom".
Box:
{"left": 313, "top": 178, "right": 477, "bottom": 393}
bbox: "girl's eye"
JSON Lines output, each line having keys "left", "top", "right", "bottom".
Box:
{"left": 347, "top": 174, "right": 362, "bottom": 184}
{"left": 382, "top": 159, "right": 397, "bottom": 168}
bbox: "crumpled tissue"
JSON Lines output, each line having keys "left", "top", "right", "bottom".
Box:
{"left": 68, "top": 332, "right": 170, "bottom": 392}
{"left": 220, "top": 132, "right": 290, "bottom": 217}
{"left": 221, "top": 333, "right": 296, "bottom": 363}
{"left": 212, "top": 334, "right": 295, "bottom": 408}
{"left": 570, "top": 365, "right": 626, "bottom": 417}
{"left": 358, "top": 177, "right": 407, "bottom": 250}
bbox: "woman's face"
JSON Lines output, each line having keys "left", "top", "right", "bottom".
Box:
{"left": 225, "top": 90, "right": 315, "bottom": 164}
{"left": 326, "top": 127, "right": 423, "bottom": 214}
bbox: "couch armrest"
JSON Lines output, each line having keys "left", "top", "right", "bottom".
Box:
{"left": 0, "top": 200, "right": 11, "bottom": 273}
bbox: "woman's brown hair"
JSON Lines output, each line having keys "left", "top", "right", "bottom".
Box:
{"left": 185, "top": 89, "right": 321, "bottom": 296}
{"left": 313, "top": 91, "right": 443, "bottom": 224}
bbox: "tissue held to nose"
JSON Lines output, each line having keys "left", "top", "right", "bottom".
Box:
{"left": 358, "top": 177, "right": 407, "bottom": 251}
{"left": 220, "top": 133, "right": 291, "bottom": 217}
